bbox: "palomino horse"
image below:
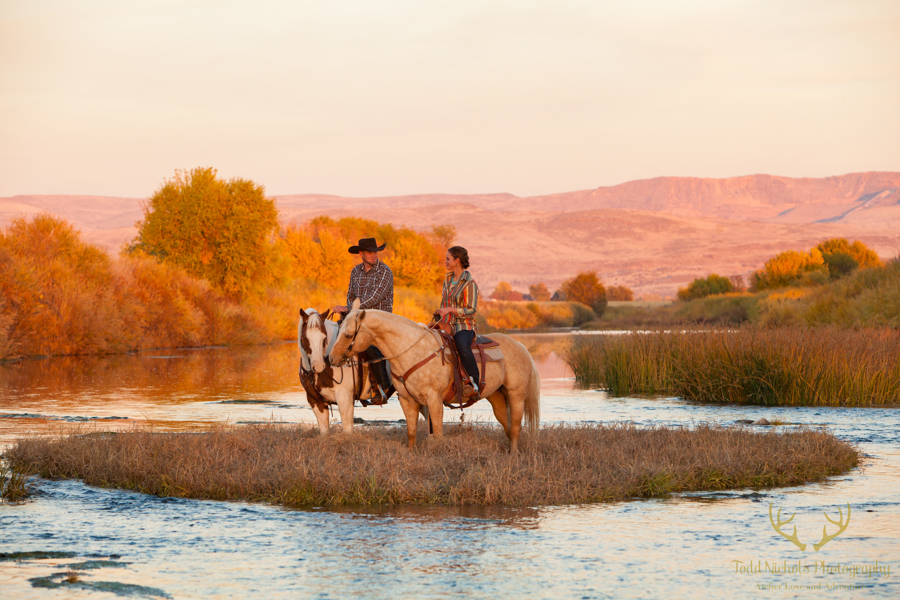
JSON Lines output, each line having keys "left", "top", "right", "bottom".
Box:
{"left": 329, "top": 303, "right": 540, "bottom": 452}
{"left": 298, "top": 307, "right": 373, "bottom": 434}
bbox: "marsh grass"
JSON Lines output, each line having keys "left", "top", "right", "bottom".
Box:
{"left": 564, "top": 328, "right": 900, "bottom": 406}
{"left": 0, "top": 461, "right": 34, "bottom": 501}
{"left": 7, "top": 422, "right": 858, "bottom": 506}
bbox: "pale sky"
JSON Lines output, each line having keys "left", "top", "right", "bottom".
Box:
{"left": 1, "top": 0, "right": 898, "bottom": 198}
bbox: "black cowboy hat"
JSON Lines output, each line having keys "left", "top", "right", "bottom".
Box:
{"left": 348, "top": 237, "right": 387, "bottom": 254}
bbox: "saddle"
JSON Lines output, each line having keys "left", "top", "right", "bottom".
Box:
{"left": 298, "top": 354, "right": 393, "bottom": 409}
{"left": 426, "top": 321, "right": 503, "bottom": 409}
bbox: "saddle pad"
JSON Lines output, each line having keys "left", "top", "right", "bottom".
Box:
{"left": 482, "top": 346, "right": 504, "bottom": 362}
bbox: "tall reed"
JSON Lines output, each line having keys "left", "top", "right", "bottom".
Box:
{"left": 564, "top": 328, "right": 900, "bottom": 406}
{"left": 7, "top": 422, "right": 858, "bottom": 506}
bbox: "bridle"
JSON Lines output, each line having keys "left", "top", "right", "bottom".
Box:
{"left": 335, "top": 316, "right": 365, "bottom": 366}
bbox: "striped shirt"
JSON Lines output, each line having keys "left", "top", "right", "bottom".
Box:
{"left": 439, "top": 270, "right": 478, "bottom": 334}
{"left": 347, "top": 260, "right": 393, "bottom": 312}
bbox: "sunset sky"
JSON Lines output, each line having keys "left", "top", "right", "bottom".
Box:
{"left": 1, "top": 0, "right": 898, "bottom": 198}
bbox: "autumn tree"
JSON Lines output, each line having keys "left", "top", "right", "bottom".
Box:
{"left": 529, "top": 282, "right": 551, "bottom": 302}
{"left": 491, "top": 281, "right": 525, "bottom": 301}
{"left": 607, "top": 285, "right": 634, "bottom": 301}
{"left": 130, "top": 168, "right": 279, "bottom": 299}
{"left": 277, "top": 215, "right": 445, "bottom": 292}
{"left": 728, "top": 275, "right": 746, "bottom": 292}
{"left": 428, "top": 224, "right": 457, "bottom": 254}
{"left": 816, "top": 238, "right": 881, "bottom": 279}
{"left": 751, "top": 248, "right": 827, "bottom": 291}
{"left": 561, "top": 271, "right": 607, "bottom": 316}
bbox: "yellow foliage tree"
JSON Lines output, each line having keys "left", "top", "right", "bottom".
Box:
{"left": 130, "top": 168, "right": 280, "bottom": 299}
{"left": 752, "top": 248, "right": 826, "bottom": 290}
{"left": 817, "top": 238, "right": 881, "bottom": 269}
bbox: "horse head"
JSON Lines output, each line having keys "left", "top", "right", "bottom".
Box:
{"left": 329, "top": 298, "right": 374, "bottom": 365}
{"left": 299, "top": 307, "right": 331, "bottom": 374}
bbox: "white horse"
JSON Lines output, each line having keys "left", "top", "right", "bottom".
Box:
{"left": 329, "top": 305, "right": 540, "bottom": 452}
{"left": 298, "top": 306, "right": 376, "bottom": 434}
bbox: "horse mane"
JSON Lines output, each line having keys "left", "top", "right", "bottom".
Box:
{"left": 299, "top": 309, "right": 340, "bottom": 371}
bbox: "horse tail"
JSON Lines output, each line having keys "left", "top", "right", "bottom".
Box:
{"left": 524, "top": 358, "right": 541, "bottom": 432}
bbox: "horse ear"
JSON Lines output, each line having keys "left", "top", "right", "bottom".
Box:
{"left": 358, "top": 310, "right": 366, "bottom": 322}
{"left": 299, "top": 308, "right": 309, "bottom": 323}
{"left": 321, "top": 309, "right": 332, "bottom": 321}
{"left": 351, "top": 298, "right": 361, "bottom": 311}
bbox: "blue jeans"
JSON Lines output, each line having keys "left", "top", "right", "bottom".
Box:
{"left": 453, "top": 330, "right": 479, "bottom": 384}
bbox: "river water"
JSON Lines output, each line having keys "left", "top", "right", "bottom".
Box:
{"left": 1, "top": 336, "right": 897, "bottom": 599}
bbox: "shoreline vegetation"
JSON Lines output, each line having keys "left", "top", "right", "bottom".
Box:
{"left": 563, "top": 328, "right": 900, "bottom": 406}
{"left": 7, "top": 422, "right": 859, "bottom": 507}
{"left": 0, "top": 211, "right": 596, "bottom": 361}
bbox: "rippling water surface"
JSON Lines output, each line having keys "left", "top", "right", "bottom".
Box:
{"left": 1, "top": 336, "right": 897, "bottom": 598}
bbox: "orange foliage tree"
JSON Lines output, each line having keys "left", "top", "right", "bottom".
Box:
{"left": 561, "top": 271, "right": 607, "bottom": 316}
{"left": 529, "top": 282, "right": 551, "bottom": 301}
{"left": 491, "top": 281, "right": 525, "bottom": 301}
{"left": 277, "top": 216, "right": 445, "bottom": 292}
{"left": 0, "top": 214, "right": 128, "bottom": 357}
{"left": 607, "top": 285, "right": 634, "bottom": 301}
{"left": 129, "top": 168, "right": 280, "bottom": 299}
{"left": 0, "top": 214, "right": 266, "bottom": 359}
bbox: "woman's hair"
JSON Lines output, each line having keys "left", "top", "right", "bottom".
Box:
{"left": 447, "top": 246, "right": 470, "bottom": 269}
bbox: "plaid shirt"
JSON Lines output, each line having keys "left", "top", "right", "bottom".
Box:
{"left": 347, "top": 260, "right": 393, "bottom": 312}
{"left": 439, "top": 270, "right": 478, "bottom": 333}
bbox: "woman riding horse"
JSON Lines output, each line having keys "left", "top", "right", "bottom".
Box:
{"left": 434, "top": 246, "right": 481, "bottom": 398}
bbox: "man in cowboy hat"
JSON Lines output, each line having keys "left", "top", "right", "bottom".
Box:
{"left": 333, "top": 237, "right": 394, "bottom": 402}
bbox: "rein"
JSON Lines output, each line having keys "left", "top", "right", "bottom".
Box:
{"left": 335, "top": 319, "right": 436, "bottom": 367}
{"left": 362, "top": 328, "right": 437, "bottom": 365}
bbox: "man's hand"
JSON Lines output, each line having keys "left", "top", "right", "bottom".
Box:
{"left": 333, "top": 305, "right": 348, "bottom": 314}
{"left": 435, "top": 307, "right": 455, "bottom": 317}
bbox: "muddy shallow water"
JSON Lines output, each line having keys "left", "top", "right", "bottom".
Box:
{"left": 1, "top": 336, "right": 898, "bottom": 598}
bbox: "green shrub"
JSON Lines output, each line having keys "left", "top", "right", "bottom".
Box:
{"left": 677, "top": 274, "right": 734, "bottom": 300}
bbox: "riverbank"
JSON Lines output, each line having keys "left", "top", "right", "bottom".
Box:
{"left": 7, "top": 422, "right": 859, "bottom": 507}
{"left": 563, "top": 327, "right": 900, "bottom": 406}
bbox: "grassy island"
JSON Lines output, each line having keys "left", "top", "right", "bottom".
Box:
{"left": 7, "top": 422, "right": 858, "bottom": 506}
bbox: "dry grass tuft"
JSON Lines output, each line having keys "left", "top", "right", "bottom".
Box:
{"left": 0, "top": 461, "right": 34, "bottom": 501}
{"left": 7, "top": 422, "right": 858, "bottom": 506}
{"left": 564, "top": 327, "right": 900, "bottom": 406}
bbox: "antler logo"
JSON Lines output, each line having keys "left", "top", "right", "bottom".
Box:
{"left": 768, "top": 502, "right": 851, "bottom": 552}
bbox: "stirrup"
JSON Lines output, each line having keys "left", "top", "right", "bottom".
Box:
{"left": 372, "top": 385, "right": 390, "bottom": 405}
{"left": 462, "top": 378, "right": 479, "bottom": 398}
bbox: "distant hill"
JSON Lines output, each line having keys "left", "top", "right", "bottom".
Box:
{"left": 3, "top": 172, "right": 899, "bottom": 298}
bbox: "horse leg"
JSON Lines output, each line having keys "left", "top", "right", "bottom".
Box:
{"left": 505, "top": 386, "right": 526, "bottom": 453}
{"left": 398, "top": 395, "right": 421, "bottom": 449}
{"left": 486, "top": 391, "right": 510, "bottom": 437}
{"left": 424, "top": 393, "right": 445, "bottom": 439}
{"left": 310, "top": 401, "right": 331, "bottom": 435}
{"left": 335, "top": 389, "right": 355, "bottom": 433}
